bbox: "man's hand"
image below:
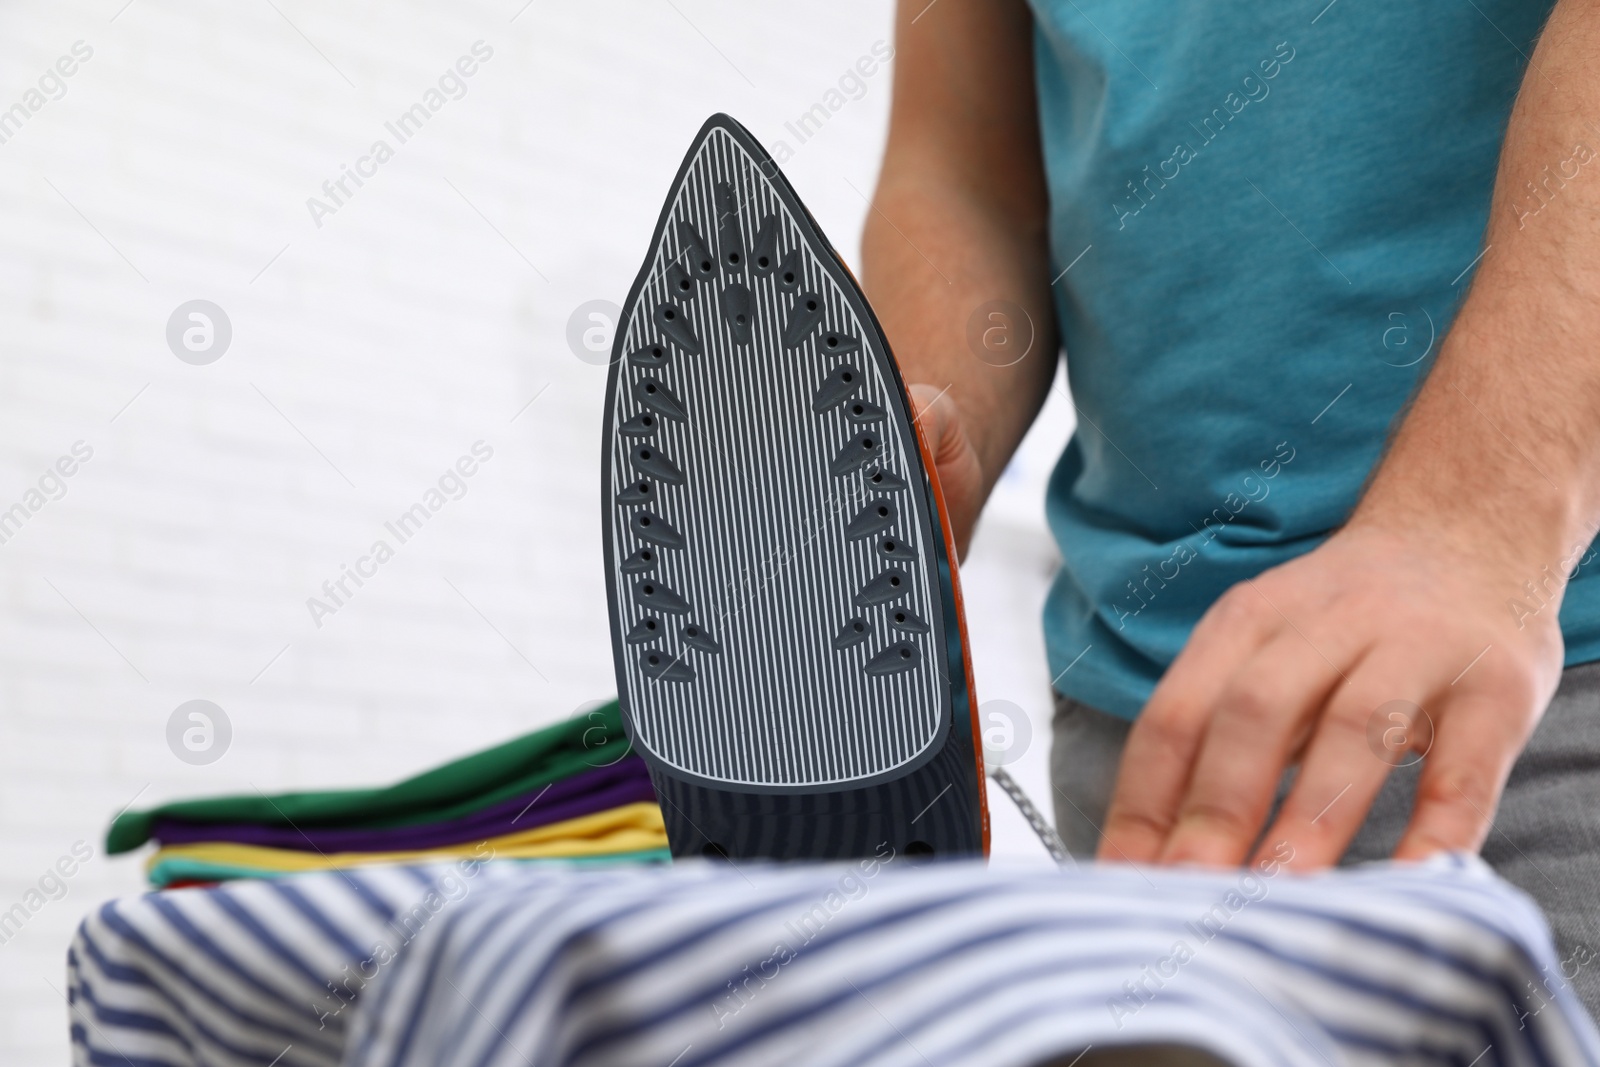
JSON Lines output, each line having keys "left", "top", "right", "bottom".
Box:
{"left": 1098, "top": 523, "right": 1566, "bottom": 869}
{"left": 909, "top": 384, "right": 985, "bottom": 559}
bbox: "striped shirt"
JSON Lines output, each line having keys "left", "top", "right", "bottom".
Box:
{"left": 69, "top": 853, "right": 1600, "bottom": 1067}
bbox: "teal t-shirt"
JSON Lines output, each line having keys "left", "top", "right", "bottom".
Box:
{"left": 1030, "top": 0, "right": 1600, "bottom": 720}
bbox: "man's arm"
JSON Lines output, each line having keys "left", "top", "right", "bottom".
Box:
{"left": 1101, "top": 0, "right": 1600, "bottom": 869}
{"left": 863, "top": 0, "right": 1058, "bottom": 557}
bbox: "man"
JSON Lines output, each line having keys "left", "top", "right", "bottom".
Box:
{"left": 863, "top": 0, "right": 1600, "bottom": 1012}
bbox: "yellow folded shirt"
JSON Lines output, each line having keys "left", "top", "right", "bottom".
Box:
{"left": 144, "top": 802, "right": 667, "bottom": 876}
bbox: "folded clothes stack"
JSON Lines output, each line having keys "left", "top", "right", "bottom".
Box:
{"left": 105, "top": 702, "right": 670, "bottom": 888}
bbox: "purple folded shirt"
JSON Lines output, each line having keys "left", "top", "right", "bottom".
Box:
{"left": 150, "top": 756, "right": 657, "bottom": 853}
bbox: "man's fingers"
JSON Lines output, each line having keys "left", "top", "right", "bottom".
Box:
{"left": 1392, "top": 688, "right": 1528, "bottom": 860}
{"left": 1097, "top": 587, "right": 1281, "bottom": 862}
{"left": 1156, "top": 631, "right": 1349, "bottom": 867}
{"left": 1251, "top": 655, "right": 1428, "bottom": 868}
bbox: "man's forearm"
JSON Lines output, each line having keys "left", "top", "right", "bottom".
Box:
{"left": 862, "top": 0, "right": 1058, "bottom": 508}
{"left": 863, "top": 173, "right": 1058, "bottom": 493}
{"left": 1355, "top": 0, "right": 1600, "bottom": 607}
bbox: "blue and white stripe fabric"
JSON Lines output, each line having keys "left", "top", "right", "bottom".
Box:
{"left": 69, "top": 854, "right": 1600, "bottom": 1067}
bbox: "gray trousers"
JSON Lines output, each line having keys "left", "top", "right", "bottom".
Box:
{"left": 1051, "top": 660, "right": 1600, "bottom": 1017}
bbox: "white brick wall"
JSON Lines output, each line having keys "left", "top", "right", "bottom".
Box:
{"left": 0, "top": 2, "right": 1074, "bottom": 1059}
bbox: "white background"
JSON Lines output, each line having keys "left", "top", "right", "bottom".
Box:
{"left": 0, "top": 1, "right": 1076, "bottom": 1059}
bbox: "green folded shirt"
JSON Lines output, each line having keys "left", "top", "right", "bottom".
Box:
{"left": 107, "top": 702, "right": 631, "bottom": 855}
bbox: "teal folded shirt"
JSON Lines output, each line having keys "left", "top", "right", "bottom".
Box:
{"left": 1028, "top": 0, "right": 1600, "bottom": 719}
